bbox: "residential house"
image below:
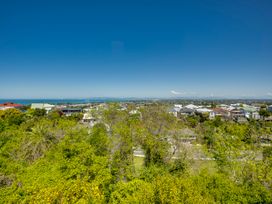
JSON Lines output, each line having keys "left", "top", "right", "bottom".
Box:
{"left": 0, "top": 102, "right": 23, "bottom": 110}
{"left": 230, "top": 103, "right": 242, "bottom": 108}
{"left": 252, "top": 112, "right": 261, "bottom": 120}
{"left": 230, "top": 108, "right": 247, "bottom": 122}
{"left": 179, "top": 107, "right": 195, "bottom": 116}
{"left": 242, "top": 105, "right": 259, "bottom": 119}
{"left": 196, "top": 108, "right": 212, "bottom": 114}
{"left": 209, "top": 108, "right": 230, "bottom": 120}
{"left": 185, "top": 104, "right": 199, "bottom": 110}
{"left": 82, "top": 113, "right": 97, "bottom": 127}
{"left": 170, "top": 105, "right": 182, "bottom": 117}
{"left": 60, "top": 108, "right": 82, "bottom": 116}
{"left": 174, "top": 104, "right": 183, "bottom": 109}
{"left": 230, "top": 108, "right": 245, "bottom": 119}
{"left": 31, "top": 103, "right": 55, "bottom": 113}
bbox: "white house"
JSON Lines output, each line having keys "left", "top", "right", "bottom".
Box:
{"left": 129, "top": 110, "right": 140, "bottom": 115}
{"left": 196, "top": 108, "right": 212, "bottom": 113}
{"left": 185, "top": 104, "right": 199, "bottom": 110}
{"left": 174, "top": 104, "right": 183, "bottom": 109}
{"left": 31, "top": 103, "right": 55, "bottom": 113}
{"left": 252, "top": 112, "right": 261, "bottom": 120}
{"left": 82, "top": 113, "right": 98, "bottom": 127}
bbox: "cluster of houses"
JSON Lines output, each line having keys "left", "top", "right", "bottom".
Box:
{"left": 30, "top": 103, "right": 110, "bottom": 127}
{"left": 171, "top": 103, "right": 272, "bottom": 122}
{"left": 0, "top": 101, "right": 101, "bottom": 127}
{"left": 1, "top": 101, "right": 272, "bottom": 125}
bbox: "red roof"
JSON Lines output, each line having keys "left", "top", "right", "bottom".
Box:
{"left": 0, "top": 102, "right": 23, "bottom": 107}
{"left": 212, "top": 108, "right": 229, "bottom": 114}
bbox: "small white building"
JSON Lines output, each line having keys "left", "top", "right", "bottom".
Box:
{"left": 196, "top": 108, "right": 212, "bottom": 113}
{"left": 82, "top": 113, "right": 98, "bottom": 127}
{"left": 31, "top": 103, "right": 55, "bottom": 113}
{"left": 174, "top": 104, "right": 183, "bottom": 109}
{"left": 129, "top": 110, "right": 140, "bottom": 115}
{"left": 230, "top": 103, "right": 242, "bottom": 108}
{"left": 185, "top": 104, "right": 199, "bottom": 110}
{"left": 252, "top": 112, "right": 261, "bottom": 120}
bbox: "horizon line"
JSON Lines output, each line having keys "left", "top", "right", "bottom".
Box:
{"left": 1, "top": 97, "right": 272, "bottom": 101}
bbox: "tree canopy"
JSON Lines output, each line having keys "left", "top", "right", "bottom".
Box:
{"left": 0, "top": 105, "right": 271, "bottom": 203}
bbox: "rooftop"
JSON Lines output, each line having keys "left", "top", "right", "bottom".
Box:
{"left": 0, "top": 102, "right": 23, "bottom": 107}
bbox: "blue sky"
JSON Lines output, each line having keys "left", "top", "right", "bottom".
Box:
{"left": 0, "top": 0, "right": 272, "bottom": 98}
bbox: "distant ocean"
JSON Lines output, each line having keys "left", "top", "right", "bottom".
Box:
{"left": 0, "top": 98, "right": 145, "bottom": 105}
{"left": 1, "top": 98, "right": 271, "bottom": 106}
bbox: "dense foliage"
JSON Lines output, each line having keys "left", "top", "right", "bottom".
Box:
{"left": 0, "top": 104, "right": 271, "bottom": 203}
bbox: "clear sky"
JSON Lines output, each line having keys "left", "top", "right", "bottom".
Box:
{"left": 0, "top": 0, "right": 272, "bottom": 99}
